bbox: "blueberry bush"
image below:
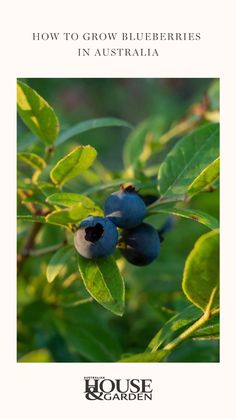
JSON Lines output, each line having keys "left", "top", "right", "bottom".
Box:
{"left": 17, "top": 79, "right": 219, "bottom": 362}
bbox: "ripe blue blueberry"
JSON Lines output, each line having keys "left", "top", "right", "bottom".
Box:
{"left": 119, "top": 222, "right": 161, "bottom": 266}
{"left": 74, "top": 216, "right": 118, "bottom": 259}
{"left": 104, "top": 185, "right": 147, "bottom": 228}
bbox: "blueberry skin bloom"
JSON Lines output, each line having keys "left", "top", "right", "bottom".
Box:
{"left": 120, "top": 223, "right": 161, "bottom": 266}
{"left": 104, "top": 186, "right": 147, "bottom": 228}
{"left": 74, "top": 216, "right": 118, "bottom": 259}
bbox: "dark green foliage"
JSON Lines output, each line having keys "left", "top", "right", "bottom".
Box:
{"left": 17, "top": 78, "right": 219, "bottom": 362}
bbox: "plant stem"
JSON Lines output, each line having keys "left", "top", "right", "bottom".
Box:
{"left": 17, "top": 222, "right": 43, "bottom": 270}
{"left": 163, "top": 289, "right": 219, "bottom": 352}
{"left": 44, "top": 145, "right": 55, "bottom": 163}
{"left": 28, "top": 241, "right": 67, "bottom": 257}
{"left": 147, "top": 194, "right": 188, "bottom": 211}
{"left": 163, "top": 312, "right": 210, "bottom": 351}
{"left": 59, "top": 297, "right": 93, "bottom": 308}
{"left": 211, "top": 307, "right": 220, "bottom": 316}
{"left": 17, "top": 189, "right": 37, "bottom": 214}
{"left": 158, "top": 116, "right": 199, "bottom": 146}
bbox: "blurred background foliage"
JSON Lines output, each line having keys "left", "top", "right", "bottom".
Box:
{"left": 17, "top": 78, "right": 219, "bottom": 362}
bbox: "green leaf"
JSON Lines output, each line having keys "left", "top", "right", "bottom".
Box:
{"left": 22, "top": 196, "right": 49, "bottom": 207}
{"left": 56, "top": 117, "right": 133, "bottom": 145}
{"left": 123, "top": 116, "right": 167, "bottom": 168}
{"left": 147, "top": 305, "right": 201, "bottom": 352}
{"left": 46, "top": 192, "right": 95, "bottom": 208}
{"left": 158, "top": 123, "right": 219, "bottom": 198}
{"left": 46, "top": 204, "right": 102, "bottom": 228}
{"left": 50, "top": 145, "right": 97, "bottom": 186}
{"left": 192, "top": 335, "right": 219, "bottom": 341}
{"left": 17, "top": 214, "right": 46, "bottom": 223}
{"left": 83, "top": 178, "right": 154, "bottom": 196}
{"left": 182, "top": 230, "right": 219, "bottom": 312}
{"left": 18, "top": 349, "right": 53, "bottom": 362}
{"left": 188, "top": 157, "right": 220, "bottom": 195}
{"left": 38, "top": 181, "right": 58, "bottom": 197}
{"left": 192, "top": 315, "right": 219, "bottom": 339}
{"left": 45, "top": 209, "right": 77, "bottom": 228}
{"left": 78, "top": 255, "right": 125, "bottom": 316}
{"left": 119, "top": 350, "right": 169, "bottom": 362}
{"left": 148, "top": 207, "right": 219, "bottom": 230}
{"left": 54, "top": 304, "right": 122, "bottom": 361}
{"left": 17, "top": 152, "right": 46, "bottom": 171}
{"left": 46, "top": 245, "right": 74, "bottom": 283}
{"left": 17, "top": 81, "right": 59, "bottom": 145}
{"left": 17, "top": 180, "right": 39, "bottom": 191}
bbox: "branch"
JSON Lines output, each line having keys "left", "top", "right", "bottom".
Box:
{"left": 17, "top": 222, "right": 43, "bottom": 271}
{"left": 28, "top": 241, "right": 67, "bottom": 257}
{"left": 147, "top": 194, "right": 189, "bottom": 211}
{"left": 163, "top": 297, "right": 219, "bottom": 353}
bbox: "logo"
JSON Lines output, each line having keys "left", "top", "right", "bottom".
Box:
{"left": 84, "top": 377, "right": 153, "bottom": 401}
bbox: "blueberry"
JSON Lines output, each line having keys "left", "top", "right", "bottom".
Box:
{"left": 74, "top": 216, "right": 118, "bottom": 259}
{"left": 119, "top": 222, "right": 161, "bottom": 266}
{"left": 104, "top": 185, "right": 147, "bottom": 228}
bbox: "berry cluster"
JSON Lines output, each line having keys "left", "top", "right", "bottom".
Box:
{"left": 74, "top": 185, "right": 168, "bottom": 266}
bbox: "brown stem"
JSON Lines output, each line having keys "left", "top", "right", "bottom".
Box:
{"left": 17, "top": 189, "right": 37, "bottom": 214}
{"left": 28, "top": 241, "right": 67, "bottom": 257}
{"left": 17, "top": 222, "right": 42, "bottom": 272}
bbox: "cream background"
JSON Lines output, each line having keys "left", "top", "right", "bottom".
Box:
{"left": 1, "top": 0, "right": 235, "bottom": 417}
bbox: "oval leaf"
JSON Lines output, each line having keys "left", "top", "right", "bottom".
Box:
{"left": 38, "top": 182, "right": 58, "bottom": 197}
{"left": 17, "top": 214, "right": 46, "bottom": 223}
{"left": 158, "top": 123, "right": 219, "bottom": 198}
{"left": 182, "top": 230, "right": 219, "bottom": 312}
{"left": 46, "top": 204, "right": 102, "bottom": 228}
{"left": 46, "top": 245, "right": 74, "bottom": 283}
{"left": 78, "top": 255, "right": 125, "bottom": 316}
{"left": 17, "top": 81, "right": 59, "bottom": 144}
{"left": 148, "top": 207, "right": 219, "bottom": 230}
{"left": 46, "top": 192, "right": 95, "bottom": 208}
{"left": 22, "top": 195, "right": 50, "bottom": 207}
{"left": 83, "top": 179, "right": 141, "bottom": 196}
{"left": 56, "top": 117, "right": 133, "bottom": 146}
{"left": 50, "top": 145, "right": 97, "bottom": 186}
{"left": 17, "top": 180, "right": 39, "bottom": 191}
{"left": 123, "top": 116, "right": 167, "bottom": 168}
{"left": 188, "top": 157, "right": 220, "bottom": 195}
{"left": 17, "top": 152, "right": 46, "bottom": 171}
